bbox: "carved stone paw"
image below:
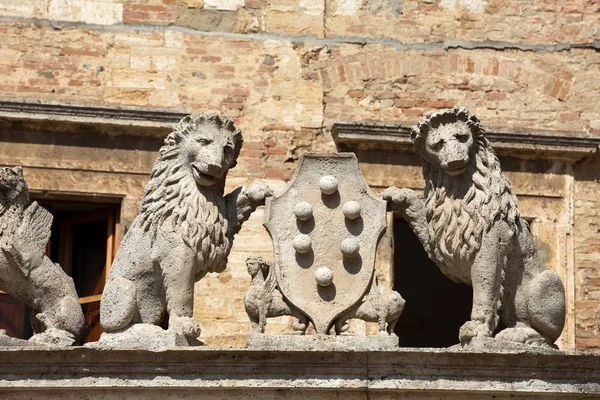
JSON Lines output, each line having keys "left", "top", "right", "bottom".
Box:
{"left": 495, "top": 326, "right": 546, "bottom": 346}
{"left": 381, "top": 187, "right": 419, "bottom": 210}
{"left": 169, "top": 316, "right": 202, "bottom": 340}
{"left": 459, "top": 320, "right": 493, "bottom": 344}
{"left": 246, "top": 183, "right": 274, "bottom": 206}
{"left": 29, "top": 328, "right": 76, "bottom": 347}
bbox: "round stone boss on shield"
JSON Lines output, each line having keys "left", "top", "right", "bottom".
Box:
{"left": 343, "top": 200, "right": 361, "bottom": 219}
{"left": 293, "top": 201, "right": 313, "bottom": 221}
{"left": 314, "top": 266, "right": 334, "bottom": 286}
{"left": 340, "top": 237, "right": 360, "bottom": 257}
{"left": 293, "top": 234, "right": 312, "bottom": 253}
{"left": 318, "top": 175, "right": 338, "bottom": 195}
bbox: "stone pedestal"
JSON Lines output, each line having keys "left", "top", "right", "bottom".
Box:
{"left": 246, "top": 333, "right": 399, "bottom": 351}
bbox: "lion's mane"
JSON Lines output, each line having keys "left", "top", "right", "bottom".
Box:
{"left": 411, "top": 107, "right": 520, "bottom": 283}
{"left": 137, "top": 114, "right": 243, "bottom": 272}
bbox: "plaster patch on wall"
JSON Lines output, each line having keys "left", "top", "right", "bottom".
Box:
{"left": 0, "top": 0, "right": 36, "bottom": 19}
{"left": 204, "top": 0, "right": 244, "bottom": 11}
{"left": 335, "top": 0, "right": 362, "bottom": 16}
{"left": 440, "top": 0, "right": 485, "bottom": 13}
{"left": 48, "top": 0, "right": 123, "bottom": 25}
{"left": 300, "top": 0, "right": 325, "bottom": 16}
{"left": 369, "top": 0, "right": 402, "bottom": 16}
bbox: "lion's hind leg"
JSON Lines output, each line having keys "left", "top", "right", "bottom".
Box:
{"left": 100, "top": 275, "right": 137, "bottom": 332}
{"left": 495, "top": 270, "right": 566, "bottom": 347}
{"left": 527, "top": 269, "right": 565, "bottom": 344}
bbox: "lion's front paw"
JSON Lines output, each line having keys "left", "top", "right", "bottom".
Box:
{"left": 169, "top": 316, "right": 202, "bottom": 340}
{"left": 459, "top": 320, "right": 493, "bottom": 344}
{"left": 246, "top": 182, "right": 274, "bottom": 206}
{"left": 382, "top": 187, "right": 419, "bottom": 210}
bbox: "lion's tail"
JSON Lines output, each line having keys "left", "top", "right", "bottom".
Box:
{"left": 492, "top": 254, "right": 508, "bottom": 333}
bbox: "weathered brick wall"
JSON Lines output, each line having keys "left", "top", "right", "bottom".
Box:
{"left": 0, "top": 0, "right": 599, "bottom": 349}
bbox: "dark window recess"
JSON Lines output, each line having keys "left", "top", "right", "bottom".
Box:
{"left": 393, "top": 219, "right": 473, "bottom": 347}
{"left": 0, "top": 201, "right": 119, "bottom": 344}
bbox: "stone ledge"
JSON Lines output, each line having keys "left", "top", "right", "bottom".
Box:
{"left": 332, "top": 121, "right": 600, "bottom": 163}
{"left": 1, "top": 345, "right": 600, "bottom": 398}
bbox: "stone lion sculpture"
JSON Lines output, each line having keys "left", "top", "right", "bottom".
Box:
{"left": 383, "top": 107, "right": 566, "bottom": 347}
{"left": 100, "top": 114, "right": 273, "bottom": 344}
{"left": 0, "top": 166, "right": 84, "bottom": 346}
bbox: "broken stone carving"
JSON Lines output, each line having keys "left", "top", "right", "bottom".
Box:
{"left": 383, "top": 107, "right": 566, "bottom": 348}
{"left": 98, "top": 114, "right": 273, "bottom": 347}
{"left": 0, "top": 166, "right": 85, "bottom": 346}
{"left": 246, "top": 153, "right": 403, "bottom": 347}
{"left": 334, "top": 275, "right": 405, "bottom": 335}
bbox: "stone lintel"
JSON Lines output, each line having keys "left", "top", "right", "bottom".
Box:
{"left": 1, "top": 346, "right": 600, "bottom": 397}
{"left": 332, "top": 121, "right": 600, "bottom": 163}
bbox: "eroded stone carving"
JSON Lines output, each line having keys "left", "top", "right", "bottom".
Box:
{"left": 383, "top": 107, "right": 566, "bottom": 348}
{"left": 99, "top": 114, "right": 272, "bottom": 346}
{"left": 246, "top": 153, "right": 403, "bottom": 348}
{"left": 244, "top": 256, "right": 308, "bottom": 334}
{"left": 334, "top": 275, "right": 405, "bottom": 336}
{"left": 0, "top": 166, "right": 84, "bottom": 346}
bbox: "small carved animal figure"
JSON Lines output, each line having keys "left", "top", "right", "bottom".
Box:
{"left": 0, "top": 166, "right": 84, "bottom": 346}
{"left": 244, "top": 256, "right": 309, "bottom": 334}
{"left": 383, "top": 107, "right": 566, "bottom": 347}
{"left": 100, "top": 115, "right": 273, "bottom": 343}
{"left": 334, "top": 275, "right": 405, "bottom": 335}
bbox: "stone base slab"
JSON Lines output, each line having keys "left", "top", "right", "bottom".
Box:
{"left": 1, "top": 346, "right": 599, "bottom": 399}
{"left": 0, "top": 331, "right": 37, "bottom": 347}
{"left": 246, "top": 333, "right": 399, "bottom": 350}
{"left": 452, "top": 336, "right": 563, "bottom": 354}
{"left": 85, "top": 323, "right": 203, "bottom": 349}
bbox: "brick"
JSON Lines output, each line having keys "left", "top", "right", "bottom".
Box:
{"left": 560, "top": 112, "right": 579, "bottom": 121}
{"left": 264, "top": 147, "right": 287, "bottom": 155}
{"left": 403, "top": 108, "right": 425, "bottom": 117}
{"left": 347, "top": 90, "right": 364, "bottom": 98}
{"left": 265, "top": 168, "right": 293, "bottom": 180}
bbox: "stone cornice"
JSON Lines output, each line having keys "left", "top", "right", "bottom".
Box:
{"left": 0, "top": 346, "right": 600, "bottom": 396}
{"left": 2, "top": 101, "right": 600, "bottom": 163}
{"left": 332, "top": 121, "right": 600, "bottom": 163}
{"left": 0, "top": 99, "right": 188, "bottom": 125}
{"left": 0, "top": 99, "right": 190, "bottom": 138}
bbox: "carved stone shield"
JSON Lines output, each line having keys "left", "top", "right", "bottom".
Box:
{"left": 264, "top": 153, "right": 387, "bottom": 334}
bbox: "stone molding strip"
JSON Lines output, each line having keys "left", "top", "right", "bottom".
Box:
{"left": 0, "top": 347, "right": 600, "bottom": 397}
{"left": 332, "top": 121, "right": 600, "bottom": 163}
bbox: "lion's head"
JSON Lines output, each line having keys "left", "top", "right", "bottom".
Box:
{"left": 411, "top": 107, "right": 520, "bottom": 282}
{"left": 158, "top": 114, "right": 243, "bottom": 189}
{"left": 412, "top": 107, "right": 481, "bottom": 176}
{"left": 138, "top": 115, "right": 243, "bottom": 264}
{"left": 0, "top": 166, "right": 28, "bottom": 206}
{"left": 0, "top": 166, "right": 30, "bottom": 236}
